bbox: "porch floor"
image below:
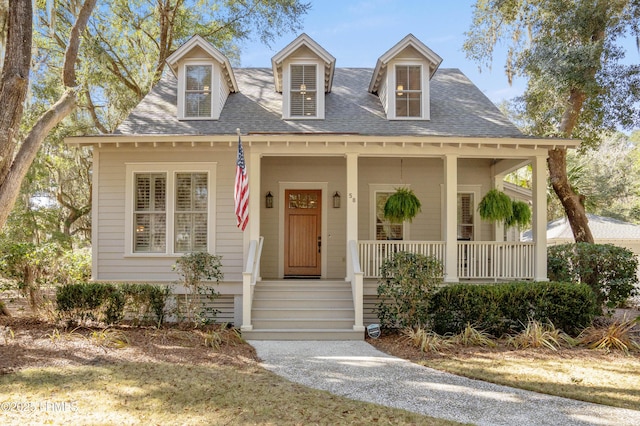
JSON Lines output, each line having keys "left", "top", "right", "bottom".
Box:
{"left": 241, "top": 280, "right": 364, "bottom": 341}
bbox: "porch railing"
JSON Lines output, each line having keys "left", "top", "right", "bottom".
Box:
{"left": 457, "top": 241, "right": 534, "bottom": 280}
{"left": 348, "top": 240, "right": 365, "bottom": 332}
{"left": 241, "top": 236, "right": 264, "bottom": 331}
{"left": 359, "top": 241, "right": 445, "bottom": 278}
{"left": 358, "top": 240, "right": 534, "bottom": 280}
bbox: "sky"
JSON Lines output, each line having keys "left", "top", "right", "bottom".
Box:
{"left": 238, "top": 0, "right": 640, "bottom": 106}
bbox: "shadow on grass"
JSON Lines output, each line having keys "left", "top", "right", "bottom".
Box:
{"left": 0, "top": 360, "right": 460, "bottom": 425}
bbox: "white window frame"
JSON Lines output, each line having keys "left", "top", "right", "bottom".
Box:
{"left": 369, "top": 184, "right": 411, "bottom": 240}
{"left": 177, "top": 61, "right": 217, "bottom": 120}
{"left": 440, "top": 184, "right": 481, "bottom": 241}
{"left": 125, "top": 162, "right": 217, "bottom": 257}
{"left": 282, "top": 60, "right": 325, "bottom": 120}
{"left": 389, "top": 61, "right": 429, "bottom": 120}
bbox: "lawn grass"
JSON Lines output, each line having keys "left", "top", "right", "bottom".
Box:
{"left": 0, "top": 360, "right": 461, "bottom": 425}
{"left": 421, "top": 351, "right": 640, "bottom": 411}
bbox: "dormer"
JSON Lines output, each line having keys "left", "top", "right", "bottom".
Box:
{"left": 166, "top": 35, "right": 238, "bottom": 120}
{"left": 271, "top": 34, "right": 336, "bottom": 120}
{"left": 368, "top": 34, "right": 442, "bottom": 121}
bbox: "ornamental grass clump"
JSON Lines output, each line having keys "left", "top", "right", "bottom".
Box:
{"left": 451, "top": 323, "right": 496, "bottom": 347}
{"left": 506, "top": 319, "right": 573, "bottom": 351}
{"left": 402, "top": 327, "right": 452, "bottom": 353}
{"left": 576, "top": 317, "right": 640, "bottom": 353}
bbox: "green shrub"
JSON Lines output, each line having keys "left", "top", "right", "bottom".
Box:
{"left": 56, "top": 282, "right": 125, "bottom": 324}
{"left": 429, "top": 281, "right": 597, "bottom": 337}
{"left": 548, "top": 243, "right": 638, "bottom": 312}
{"left": 375, "top": 251, "right": 443, "bottom": 329}
{"left": 173, "top": 252, "right": 224, "bottom": 326}
{"left": 56, "top": 282, "right": 169, "bottom": 325}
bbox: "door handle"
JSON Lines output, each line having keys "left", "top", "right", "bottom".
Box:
{"left": 317, "top": 236, "right": 321, "bottom": 253}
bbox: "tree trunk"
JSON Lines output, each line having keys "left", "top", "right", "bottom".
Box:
{"left": 548, "top": 148, "right": 594, "bottom": 243}
{"left": 0, "top": 300, "right": 10, "bottom": 316}
{"left": 0, "top": 0, "right": 97, "bottom": 231}
{"left": 549, "top": 89, "right": 595, "bottom": 243}
{"left": 0, "top": 0, "right": 32, "bottom": 185}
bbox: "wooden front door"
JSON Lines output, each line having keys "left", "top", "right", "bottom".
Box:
{"left": 284, "top": 189, "right": 322, "bottom": 276}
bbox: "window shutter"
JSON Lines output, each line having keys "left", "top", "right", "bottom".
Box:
{"left": 134, "top": 173, "right": 167, "bottom": 252}
{"left": 174, "top": 172, "right": 208, "bottom": 253}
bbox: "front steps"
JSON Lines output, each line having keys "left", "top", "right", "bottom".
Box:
{"left": 242, "top": 280, "right": 364, "bottom": 341}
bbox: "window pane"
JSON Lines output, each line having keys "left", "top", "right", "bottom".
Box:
{"left": 290, "top": 65, "right": 317, "bottom": 117}
{"left": 134, "top": 173, "right": 167, "bottom": 253}
{"left": 457, "top": 193, "right": 474, "bottom": 240}
{"left": 395, "top": 65, "right": 421, "bottom": 117}
{"left": 375, "top": 192, "right": 403, "bottom": 240}
{"left": 186, "top": 65, "right": 211, "bottom": 91}
{"left": 174, "top": 172, "right": 208, "bottom": 252}
{"left": 185, "top": 93, "right": 212, "bottom": 117}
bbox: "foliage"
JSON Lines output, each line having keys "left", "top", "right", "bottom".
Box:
{"left": 506, "top": 200, "right": 532, "bottom": 229}
{"left": 547, "top": 243, "right": 639, "bottom": 311}
{"left": 383, "top": 187, "right": 422, "bottom": 223}
{"left": 450, "top": 323, "right": 497, "bottom": 348}
{"left": 402, "top": 327, "right": 452, "bottom": 353}
{"left": 173, "top": 252, "right": 224, "bottom": 326}
{"left": 0, "top": 242, "right": 59, "bottom": 309}
{"left": 89, "top": 328, "right": 130, "bottom": 349}
{"left": 375, "top": 251, "right": 443, "bottom": 329}
{"left": 506, "top": 319, "right": 572, "bottom": 351}
{"left": 56, "top": 282, "right": 169, "bottom": 326}
{"left": 576, "top": 316, "right": 640, "bottom": 353}
{"left": 477, "top": 189, "right": 531, "bottom": 229}
{"left": 477, "top": 189, "right": 513, "bottom": 222}
{"left": 429, "top": 282, "right": 597, "bottom": 337}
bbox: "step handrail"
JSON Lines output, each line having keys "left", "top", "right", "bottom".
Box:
{"left": 241, "top": 236, "right": 264, "bottom": 331}
{"left": 348, "top": 240, "right": 365, "bottom": 332}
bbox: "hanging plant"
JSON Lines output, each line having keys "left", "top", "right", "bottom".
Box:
{"left": 477, "top": 189, "right": 513, "bottom": 223}
{"left": 383, "top": 187, "right": 422, "bottom": 223}
{"left": 506, "top": 200, "right": 532, "bottom": 229}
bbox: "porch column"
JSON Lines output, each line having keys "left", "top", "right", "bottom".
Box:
{"left": 248, "top": 151, "right": 261, "bottom": 244}
{"left": 345, "top": 152, "right": 359, "bottom": 280}
{"left": 492, "top": 175, "right": 505, "bottom": 242}
{"left": 532, "top": 154, "right": 548, "bottom": 281}
{"left": 444, "top": 154, "right": 458, "bottom": 282}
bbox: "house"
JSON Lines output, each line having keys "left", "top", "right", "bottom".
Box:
{"left": 66, "top": 33, "right": 578, "bottom": 340}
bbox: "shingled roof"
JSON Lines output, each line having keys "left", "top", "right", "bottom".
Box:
{"left": 115, "top": 67, "right": 525, "bottom": 138}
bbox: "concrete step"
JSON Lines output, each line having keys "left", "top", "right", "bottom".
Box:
{"left": 252, "top": 297, "right": 354, "bottom": 309}
{"left": 252, "top": 307, "right": 355, "bottom": 320}
{"left": 242, "top": 328, "right": 364, "bottom": 341}
{"left": 251, "top": 317, "right": 355, "bottom": 330}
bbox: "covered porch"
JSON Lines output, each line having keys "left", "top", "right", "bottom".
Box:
{"left": 238, "top": 134, "right": 574, "bottom": 338}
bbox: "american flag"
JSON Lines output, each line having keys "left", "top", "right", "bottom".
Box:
{"left": 234, "top": 134, "right": 249, "bottom": 231}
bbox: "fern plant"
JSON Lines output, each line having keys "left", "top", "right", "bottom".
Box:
{"left": 477, "top": 189, "right": 513, "bottom": 222}
{"left": 506, "top": 200, "right": 532, "bottom": 229}
{"left": 383, "top": 187, "right": 422, "bottom": 223}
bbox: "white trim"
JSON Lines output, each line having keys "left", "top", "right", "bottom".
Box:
{"left": 369, "top": 184, "right": 411, "bottom": 240}
{"left": 277, "top": 181, "right": 329, "bottom": 278}
{"left": 440, "top": 184, "right": 481, "bottom": 241}
{"left": 91, "top": 150, "right": 100, "bottom": 280}
{"left": 178, "top": 61, "right": 218, "bottom": 120}
{"left": 389, "top": 61, "right": 429, "bottom": 120}
{"left": 124, "top": 162, "right": 217, "bottom": 257}
{"left": 282, "top": 60, "right": 325, "bottom": 120}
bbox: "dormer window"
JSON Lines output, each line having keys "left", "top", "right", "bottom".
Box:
{"left": 185, "top": 64, "right": 213, "bottom": 118}
{"left": 290, "top": 64, "right": 317, "bottom": 117}
{"left": 165, "top": 35, "right": 238, "bottom": 121}
{"left": 395, "top": 65, "right": 421, "bottom": 118}
{"left": 369, "top": 34, "right": 443, "bottom": 121}
{"left": 271, "top": 34, "right": 336, "bottom": 121}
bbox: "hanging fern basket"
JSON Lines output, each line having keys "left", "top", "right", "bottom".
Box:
{"left": 506, "top": 200, "right": 532, "bottom": 229}
{"left": 477, "top": 189, "right": 513, "bottom": 223}
{"left": 383, "top": 187, "right": 422, "bottom": 223}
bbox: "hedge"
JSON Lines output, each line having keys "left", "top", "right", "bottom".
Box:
{"left": 429, "top": 281, "right": 597, "bottom": 337}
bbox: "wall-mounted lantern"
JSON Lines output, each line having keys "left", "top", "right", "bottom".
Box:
{"left": 333, "top": 191, "right": 341, "bottom": 208}
{"left": 266, "top": 191, "right": 274, "bottom": 208}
